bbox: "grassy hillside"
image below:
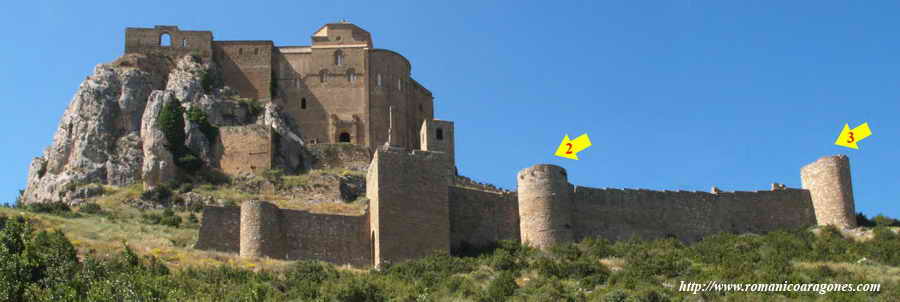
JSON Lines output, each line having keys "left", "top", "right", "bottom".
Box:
{"left": 2, "top": 195, "right": 900, "bottom": 301}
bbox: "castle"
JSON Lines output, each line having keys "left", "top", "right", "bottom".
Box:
{"left": 125, "top": 22, "right": 453, "bottom": 175}
{"left": 125, "top": 24, "right": 859, "bottom": 267}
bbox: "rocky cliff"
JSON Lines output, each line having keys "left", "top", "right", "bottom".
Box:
{"left": 22, "top": 54, "right": 306, "bottom": 204}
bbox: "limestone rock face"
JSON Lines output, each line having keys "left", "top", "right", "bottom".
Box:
{"left": 264, "top": 103, "right": 308, "bottom": 173}
{"left": 141, "top": 91, "right": 178, "bottom": 190}
{"left": 22, "top": 61, "right": 164, "bottom": 204}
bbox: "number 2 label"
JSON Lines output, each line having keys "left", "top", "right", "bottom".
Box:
{"left": 565, "top": 143, "right": 573, "bottom": 154}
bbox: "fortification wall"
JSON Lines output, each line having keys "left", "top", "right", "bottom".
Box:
{"left": 571, "top": 187, "right": 817, "bottom": 242}
{"left": 801, "top": 155, "right": 857, "bottom": 228}
{"left": 194, "top": 206, "right": 241, "bottom": 253}
{"left": 240, "top": 201, "right": 286, "bottom": 258}
{"left": 280, "top": 209, "right": 371, "bottom": 266}
{"left": 368, "top": 147, "right": 450, "bottom": 266}
{"left": 213, "top": 41, "right": 273, "bottom": 101}
{"left": 125, "top": 26, "right": 213, "bottom": 59}
{"left": 448, "top": 186, "right": 519, "bottom": 251}
{"left": 217, "top": 125, "right": 272, "bottom": 175}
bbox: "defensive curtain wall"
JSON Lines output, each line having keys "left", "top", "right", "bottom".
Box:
{"left": 196, "top": 152, "right": 857, "bottom": 266}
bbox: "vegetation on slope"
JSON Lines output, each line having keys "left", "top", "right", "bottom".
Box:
{"left": 1, "top": 203, "right": 899, "bottom": 301}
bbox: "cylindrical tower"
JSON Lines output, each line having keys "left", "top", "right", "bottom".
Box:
{"left": 800, "top": 155, "right": 857, "bottom": 228}
{"left": 517, "top": 164, "right": 574, "bottom": 249}
{"left": 240, "top": 200, "right": 284, "bottom": 258}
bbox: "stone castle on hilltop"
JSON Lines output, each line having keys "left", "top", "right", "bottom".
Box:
{"left": 82, "top": 23, "right": 860, "bottom": 267}
{"left": 125, "top": 23, "right": 453, "bottom": 176}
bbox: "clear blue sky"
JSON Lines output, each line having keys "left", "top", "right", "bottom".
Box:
{"left": 1, "top": 1, "right": 897, "bottom": 218}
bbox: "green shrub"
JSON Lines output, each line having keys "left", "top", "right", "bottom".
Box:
{"left": 159, "top": 215, "right": 182, "bottom": 228}
{"left": 78, "top": 203, "right": 103, "bottom": 215}
{"left": 186, "top": 106, "right": 218, "bottom": 145}
{"left": 141, "top": 213, "right": 162, "bottom": 225}
{"left": 140, "top": 186, "right": 173, "bottom": 205}
{"left": 158, "top": 99, "right": 186, "bottom": 156}
{"left": 262, "top": 169, "right": 284, "bottom": 184}
{"left": 482, "top": 271, "right": 517, "bottom": 301}
{"left": 25, "top": 202, "right": 79, "bottom": 218}
{"left": 187, "top": 213, "right": 198, "bottom": 224}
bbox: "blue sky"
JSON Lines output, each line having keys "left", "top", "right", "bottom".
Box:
{"left": 1, "top": 1, "right": 897, "bottom": 218}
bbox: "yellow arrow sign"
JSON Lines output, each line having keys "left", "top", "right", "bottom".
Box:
{"left": 555, "top": 134, "right": 592, "bottom": 160}
{"left": 834, "top": 122, "right": 872, "bottom": 149}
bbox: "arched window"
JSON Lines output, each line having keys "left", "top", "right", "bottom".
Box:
{"left": 160, "top": 33, "right": 172, "bottom": 47}
{"left": 377, "top": 74, "right": 382, "bottom": 87}
{"left": 334, "top": 50, "right": 344, "bottom": 66}
{"left": 301, "top": 98, "right": 307, "bottom": 109}
{"left": 347, "top": 69, "right": 356, "bottom": 82}
{"left": 339, "top": 132, "right": 351, "bottom": 143}
{"left": 436, "top": 128, "right": 444, "bottom": 140}
{"left": 182, "top": 39, "right": 188, "bottom": 47}
{"left": 319, "top": 70, "right": 328, "bottom": 83}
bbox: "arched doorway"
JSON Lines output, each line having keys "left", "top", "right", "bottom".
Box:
{"left": 339, "top": 132, "right": 351, "bottom": 143}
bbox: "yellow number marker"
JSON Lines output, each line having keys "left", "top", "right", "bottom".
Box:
{"left": 834, "top": 122, "right": 872, "bottom": 150}
{"left": 555, "top": 134, "right": 592, "bottom": 160}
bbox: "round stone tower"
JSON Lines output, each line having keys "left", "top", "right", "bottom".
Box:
{"left": 517, "top": 164, "right": 574, "bottom": 249}
{"left": 240, "top": 200, "right": 285, "bottom": 258}
{"left": 800, "top": 155, "right": 857, "bottom": 228}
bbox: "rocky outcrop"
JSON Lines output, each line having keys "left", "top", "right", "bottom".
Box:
{"left": 264, "top": 103, "right": 308, "bottom": 173}
{"left": 22, "top": 57, "right": 166, "bottom": 204}
{"left": 141, "top": 91, "right": 178, "bottom": 190}
{"left": 23, "top": 53, "right": 314, "bottom": 204}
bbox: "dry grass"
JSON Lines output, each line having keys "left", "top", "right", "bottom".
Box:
{"left": 795, "top": 261, "right": 900, "bottom": 284}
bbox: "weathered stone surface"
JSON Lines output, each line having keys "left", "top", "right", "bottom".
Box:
{"left": 264, "top": 103, "right": 307, "bottom": 173}
{"left": 141, "top": 91, "right": 178, "bottom": 190}
{"left": 22, "top": 61, "right": 164, "bottom": 204}
{"left": 184, "top": 119, "right": 211, "bottom": 164}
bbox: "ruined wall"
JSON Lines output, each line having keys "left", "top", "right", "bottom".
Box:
{"left": 213, "top": 41, "right": 273, "bottom": 101}
{"left": 218, "top": 125, "right": 271, "bottom": 175}
{"left": 368, "top": 147, "right": 450, "bottom": 266}
{"left": 240, "top": 201, "right": 286, "bottom": 258}
{"left": 571, "top": 187, "right": 817, "bottom": 242}
{"left": 306, "top": 143, "right": 372, "bottom": 171}
{"left": 125, "top": 26, "right": 213, "bottom": 59}
{"left": 448, "top": 186, "right": 519, "bottom": 251}
{"left": 194, "top": 206, "right": 241, "bottom": 253}
{"left": 281, "top": 209, "right": 371, "bottom": 266}
{"left": 801, "top": 155, "right": 857, "bottom": 228}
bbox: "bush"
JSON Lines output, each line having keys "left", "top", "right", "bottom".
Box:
{"left": 25, "top": 202, "right": 80, "bottom": 218}
{"left": 186, "top": 106, "right": 218, "bottom": 145}
{"left": 140, "top": 186, "right": 173, "bottom": 205}
{"left": 160, "top": 215, "right": 182, "bottom": 228}
{"left": 483, "top": 271, "right": 517, "bottom": 301}
{"left": 78, "top": 203, "right": 103, "bottom": 215}
{"left": 187, "top": 213, "right": 199, "bottom": 224}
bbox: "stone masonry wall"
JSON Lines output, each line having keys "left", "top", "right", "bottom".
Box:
{"left": 571, "top": 187, "right": 817, "bottom": 242}
{"left": 194, "top": 206, "right": 241, "bottom": 253}
{"left": 281, "top": 209, "right": 371, "bottom": 266}
{"left": 125, "top": 26, "right": 213, "bottom": 59}
{"left": 240, "top": 201, "right": 286, "bottom": 258}
{"left": 801, "top": 155, "right": 857, "bottom": 228}
{"left": 517, "top": 164, "right": 575, "bottom": 249}
{"left": 368, "top": 147, "right": 450, "bottom": 266}
{"left": 448, "top": 186, "right": 520, "bottom": 251}
{"left": 218, "top": 125, "right": 272, "bottom": 175}
{"left": 213, "top": 41, "right": 273, "bottom": 101}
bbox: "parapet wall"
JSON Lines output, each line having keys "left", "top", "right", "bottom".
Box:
{"left": 571, "top": 187, "right": 816, "bottom": 242}
{"left": 448, "top": 186, "right": 519, "bottom": 251}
